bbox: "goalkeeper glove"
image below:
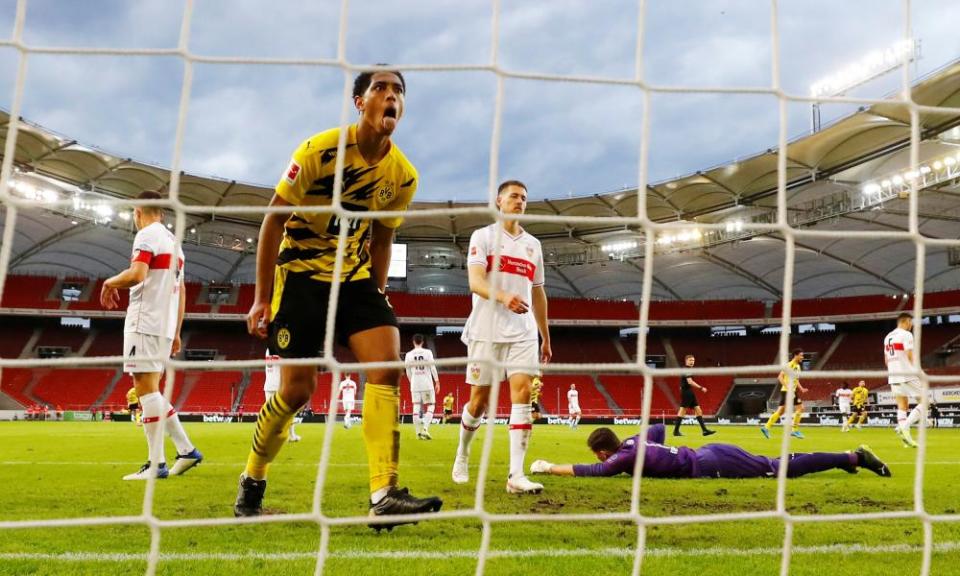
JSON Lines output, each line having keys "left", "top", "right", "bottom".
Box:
{"left": 529, "top": 460, "right": 554, "bottom": 474}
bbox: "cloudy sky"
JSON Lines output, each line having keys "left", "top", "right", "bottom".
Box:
{"left": 0, "top": 0, "right": 955, "bottom": 203}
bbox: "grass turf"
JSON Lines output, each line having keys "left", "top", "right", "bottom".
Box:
{"left": 0, "top": 421, "right": 957, "bottom": 575}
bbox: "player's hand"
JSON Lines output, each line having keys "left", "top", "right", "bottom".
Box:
{"left": 171, "top": 335, "right": 182, "bottom": 355}
{"left": 100, "top": 284, "right": 120, "bottom": 309}
{"left": 435, "top": 383, "right": 440, "bottom": 395}
{"left": 701, "top": 386, "right": 708, "bottom": 393}
{"left": 499, "top": 292, "right": 529, "bottom": 314}
{"left": 540, "top": 341, "right": 552, "bottom": 364}
{"left": 247, "top": 300, "right": 271, "bottom": 339}
{"left": 530, "top": 460, "right": 554, "bottom": 475}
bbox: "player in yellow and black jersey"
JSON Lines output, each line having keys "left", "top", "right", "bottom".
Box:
{"left": 236, "top": 68, "right": 442, "bottom": 527}
{"left": 847, "top": 380, "right": 870, "bottom": 430}
{"left": 761, "top": 348, "right": 809, "bottom": 440}
{"left": 126, "top": 386, "right": 142, "bottom": 426}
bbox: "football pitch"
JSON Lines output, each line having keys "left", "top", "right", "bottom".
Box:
{"left": 0, "top": 421, "right": 958, "bottom": 575}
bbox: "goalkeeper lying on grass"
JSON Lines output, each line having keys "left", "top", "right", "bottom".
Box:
{"left": 530, "top": 424, "right": 891, "bottom": 479}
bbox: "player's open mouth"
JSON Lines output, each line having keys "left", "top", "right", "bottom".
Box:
{"left": 383, "top": 108, "right": 398, "bottom": 119}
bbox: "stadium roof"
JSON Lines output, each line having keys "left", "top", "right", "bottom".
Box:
{"left": 2, "top": 60, "right": 960, "bottom": 303}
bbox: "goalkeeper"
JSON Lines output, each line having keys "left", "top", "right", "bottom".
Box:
{"left": 530, "top": 424, "right": 891, "bottom": 479}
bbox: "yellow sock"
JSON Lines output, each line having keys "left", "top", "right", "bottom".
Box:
{"left": 362, "top": 382, "right": 400, "bottom": 495}
{"left": 846, "top": 414, "right": 856, "bottom": 428}
{"left": 765, "top": 412, "right": 780, "bottom": 429}
{"left": 792, "top": 409, "right": 802, "bottom": 428}
{"left": 244, "top": 392, "right": 298, "bottom": 480}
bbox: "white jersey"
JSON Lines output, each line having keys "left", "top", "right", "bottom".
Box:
{"left": 462, "top": 224, "right": 544, "bottom": 344}
{"left": 835, "top": 388, "right": 852, "bottom": 410}
{"left": 264, "top": 349, "right": 280, "bottom": 393}
{"left": 884, "top": 327, "right": 916, "bottom": 384}
{"left": 404, "top": 347, "right": 439, "bottom": 393}
{"left": 567, "top": 389, "right": 580, "bottom": 408}
{"left": 124, "top": 222, "right": 184, "bottom": 339}
{"left": 339, "top": 377, "right": 357, "bottom": 403}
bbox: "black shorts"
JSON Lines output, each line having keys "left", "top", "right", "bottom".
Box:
{"left": 443, "top": 409, "right": 453, "bottom": 416}
{"left": 128, "top": 403, "right": 139, "bottom": 411}
{"left": 531, "top": 401, "right": 541, "bottom": 413}
{"left": 778, "top": 390, "right": 802, "bottom": 406}
{"left": 851, "top": 404, "right": 867, "bottom": 415}
{"left": 680, "top": 388, "right": 699, "bottom": 409}
{"left": 269, "top": 272, "right": 397, "bottom": 358}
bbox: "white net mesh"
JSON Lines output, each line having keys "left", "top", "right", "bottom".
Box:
{"left": 0, "top": 0, "right": 958, "bottom": 575}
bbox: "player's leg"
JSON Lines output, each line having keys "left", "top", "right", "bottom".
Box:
{"left": 673, "top": 407, "right": 686, "bottom": 436}
{"left": 902, "top": 383, "right": 924, "bottom": 429}
{"left": 454, "top": 344, "right": 498, "bottom": 484}
{"left": 694, "top": 405, "right": 715, "bottom": 436}
{"left": 411, "top": 391, "right": 423, "bottom": 438}
{"left": 246, "top": 364, "right": 316, "bottom": 478}
{"left": 790, "top": 400, "right": 804, "bottom": 438}
{"left": 343, "top": 400, "right": 354, "bottom": 429}
{"left": 125, "top": 367, "right": 169, "bottom": 480}
{"left": 573, "top": 408, "right": 581, "bottom": 428}
{"left": 762, "top": 402, "right": 784, "bottom": 438}
{"left": 161, "top": 366, "right": 202, "bottom": 474}
{"left": 421, "top": 389, "right": 435, "bottom": 438}
{"left": 505, "top": 346, "right": 541, "bottom": 494}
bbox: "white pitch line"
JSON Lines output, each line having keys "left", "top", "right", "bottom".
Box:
{"left": 2, "top": 460, "right": 958, "bottom": 467}
{"left": 0, "top": 541, "right": 957, "bottom": 562}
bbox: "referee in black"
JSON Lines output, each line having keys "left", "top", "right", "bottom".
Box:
{"left": 673, "top": 354, "right": 716, "bottom": 437}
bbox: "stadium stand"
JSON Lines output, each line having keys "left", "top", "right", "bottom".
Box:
{"left": 0, "top": 275, "right": 58, "bottom": 309}
{"left": 0, "top": 367, "right": 36, "bottom": 407}
{"left": 178, "top": 370, "right": 244, "bottom": 413}
{"left": 0, "top": 320, "right": 35, "bottom": 358}
{"left": 30, "top": 368, "right": 116, "bottom": 410}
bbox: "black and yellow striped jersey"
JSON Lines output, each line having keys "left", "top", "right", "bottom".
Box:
{"left": 273, "top": 124, "right": 418, "bottom": 284}
{"left": 780, "top": 359, "right": 801, "bottom": 392}
{"left": 852, "top": 385, "right": 868, "bottom": 406}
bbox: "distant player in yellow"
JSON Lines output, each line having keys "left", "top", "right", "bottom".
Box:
{"left": 530, "top": 376, "right": 544, "bottom": 421}
{"left": 847, "top": 380, "right": 870, "bottom": 430}
{"left": 126, "top": 386, "right": 142, "bottom": 426}
{"left": 235, "top": 67, "right": 441, "bottom": 528}
{"left": 442, "top": 392, "right": 455, "bottom": 424}
{"left": 761, "top": 349, "right": 808, "bottom": 439}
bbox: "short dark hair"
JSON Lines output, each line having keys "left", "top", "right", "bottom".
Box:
{"left": 136, "top": 190, "right": 164, "bottom": 217}
{"left": 791, "top": 348, "right": 803, "bottom": 358}
{"left": 498, "top": 180, "right": 527, "bottom": 195}
{"left": 353, "top": 67, "right": 406, "bottom": 99}
{"left": 587, "top": 427, "right": 620, "bottom": 453}
{"left": 413, "top": 333, "right": 424, "bottom": 345}
{"left": 842, "top": 381, "right": 849, "bottom": 388}
{"left": 898, "top": 312, "right": 913, "bottom": 322}
{"left": 684, "top": 354, "right": 695, "bottom": 360}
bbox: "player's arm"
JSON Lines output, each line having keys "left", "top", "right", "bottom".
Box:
{"left": 247, "top": 194, "right": 289, "bottom": 338}
{"left": 430, "top": 358, "right": 440, "bottom": 393}
{"left": 368, "top": 220, "right": 393, "bottom": 293}
{"left": 101, "top": 261, "right": 148, "bottom": 309}
{"left": 687, "top": 376, "right": 706, "bottom": 392}
{"left": 173, "top": 277, "right": 186, "bottom": 355}
{"left": 531, "top": 284, "right": 552, "bottom": 363}
{"left": 468, "top": 264, "right": 527, "bottom": 313}
{"left": 533, "top": 458, "right": 626, "bottom": 477}
{"left": 404, "top": 355, "right": 414, "bottom": 382}
{"left": 777, "top": 369, "right": 788, "bottom": 388}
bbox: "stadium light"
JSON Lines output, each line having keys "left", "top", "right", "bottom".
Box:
{"left": 861, "top": 148, "right": 960, "bottom": 202}
{"left": 809, "top": 39, "right": 918, "bottom": 98}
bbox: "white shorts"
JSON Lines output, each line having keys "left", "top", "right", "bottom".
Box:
{"left": 341, "top": 400, "right": 355, "bottom": 411}
{"left": 890, "top": 380, "right": 921, "bottom": 399}
{"left": 838, "top": 403, "right": 851, "bottom": 414}
{"left": 569, "top": 404, "right": 581, "bottom": 414}
{"left": 264, "top": 389, "right": 278, "bottom": 402}
{"left": 123, "top": 332, "right": 173, "bottom": 374}
{"left": 465, "top": 339, "right": 539, "bottom": 387}
{"left": 411, "top": 389, "right": 435, "bottom": 406}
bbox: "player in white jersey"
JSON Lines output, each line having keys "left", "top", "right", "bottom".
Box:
{"left": 567, "top": 383, "right": 582, "bottom": 429}
{"left": 265, "top": 350, "right": 300, "bottom": 441}
{"left": 101, "top": 190, "right": 202, "bottom": 480}
{"left": 884, "top": 313, "right": 924, "bottom": 447}
{"left": 338, "top": 373, "right": 358, "bottom": 429}
{"left": 405, "top": 334, "right": 440, "bottom": 440}
{"left": 835, "top": 382, "right": 853, "bottom": 432}
{"left": 452, "top": 180, "right": 552, "bottom": 495}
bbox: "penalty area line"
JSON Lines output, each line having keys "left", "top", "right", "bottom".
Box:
{"left": 0, "top": 541, "right": 957, "bottom": 562}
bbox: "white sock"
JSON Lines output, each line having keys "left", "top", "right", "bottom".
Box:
{"left": 413, "top": 411, "right": 421, "bottom": 434}
{"left": 161, "top": 399, "right": 194, "bottom": 454}
{"left": 423, "top": 405, "right": 434, "bottom": 432}
{"left": 906, "top": 406, "right": 923, "bottom": 427}
{"left": 344, "top": 409, "right": 351, "bottom": 424}
{"left": 457, "top": 406, "right": 482, "bottom": 459}
{"left": 139, "top": 392, "right": 166, "bottom": 465}
{"left": 371, "top": 487, "right": 390, "bottom": 504}
{"left": 897, "top": 409, "right": 907, "bottom": 429}
{"left": 289, "top": 423, "right": 297, "bottom": 437}
{"left": 509, "top": 404, "right": 533, "bottom": 479}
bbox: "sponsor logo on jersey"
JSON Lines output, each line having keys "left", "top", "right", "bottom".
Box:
{"left": 277, "top": 327, "right": 291, "bottom": 350}
{"left": 285, "top": 161, "right": 301, "bottom": 184}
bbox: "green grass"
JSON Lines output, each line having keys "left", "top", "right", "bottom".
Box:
{"left": 0, "top": 421, "right": 958, "bottom": 575}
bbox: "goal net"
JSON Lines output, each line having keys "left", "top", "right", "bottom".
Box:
{"left": 0, "top": 1, "right": 957, "bottom": 575}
